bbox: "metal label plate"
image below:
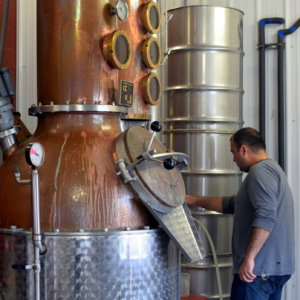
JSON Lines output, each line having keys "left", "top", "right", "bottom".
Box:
{"left": 119, "top": 80, "right": 134, "bottom": 107}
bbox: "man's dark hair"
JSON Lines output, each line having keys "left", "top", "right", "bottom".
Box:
{"left": 230, "top": 127, "right": 266, "bottom": 153}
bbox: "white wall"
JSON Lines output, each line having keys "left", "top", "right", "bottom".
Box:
{"left": 17, "top": 1, "right": 300, "bottom": 299}
{"left": 16, "top": 0, "right": 37, "bottom": 134}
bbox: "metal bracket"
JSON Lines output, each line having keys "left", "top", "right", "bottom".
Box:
{"left": 115, "top": 159, "right": 137, "bottom": 184}
{"left": 160, "top": 49, "right": 172, "bottom": 66}
{"left": 116, "top": 149, "right": 188, "bottom": 184}
{"left": 14, "top": 163, "right": 31, "bottom": 185}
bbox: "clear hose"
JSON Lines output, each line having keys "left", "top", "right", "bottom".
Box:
{"left": 192, "top": 217, "right": 223, "bottom": 300}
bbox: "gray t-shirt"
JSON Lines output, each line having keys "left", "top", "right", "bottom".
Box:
{"left": 223, "top": 158, "right": 295, "bottom": 275}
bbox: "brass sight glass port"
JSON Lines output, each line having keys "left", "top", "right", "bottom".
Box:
{"left": 104, "top": 30, "right": 132, "bottom": 70}
{"left": 141, "top": 73, "right": 162, "bottom": 106}
{"left": 141, "top": 37, "right": 161, "bottom": 70}
{"left": 140, "top": 2, "right": 161, "bottom": 34}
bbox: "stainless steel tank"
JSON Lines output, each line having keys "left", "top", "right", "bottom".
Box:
{"left": 164, "top": 6, "right": 244, "bottom": 300}
{"left": 0, "top": 228, "right": 180, "bottom": 299}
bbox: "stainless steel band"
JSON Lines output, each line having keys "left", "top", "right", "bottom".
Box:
{"left": 28, "top": 104, "right": 128, "bottom": 116}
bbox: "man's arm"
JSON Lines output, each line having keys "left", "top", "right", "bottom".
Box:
{"left": 239, "top": 227, "right": 271, "bottom": 282}
{"left": 185, "top": 195, "right": 223, "bottom": 213}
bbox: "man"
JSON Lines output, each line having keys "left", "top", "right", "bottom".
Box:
{"left": 186, "top": 127, "right": 295, "bottom": 300}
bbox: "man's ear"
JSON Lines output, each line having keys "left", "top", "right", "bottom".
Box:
{"left": 240, "top": 144, "right": 247, "bottom": 155}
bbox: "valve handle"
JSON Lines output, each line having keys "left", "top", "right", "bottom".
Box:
{"left": 150, "top": 121, "right": 162, "bottom": 132}
{"left": 12, "top": 264, "right": 37, "bottom": 270}
{"left": 12, "top": 264, "right": 27, "bottom": 270}
{"left": 163, "top": 158, "right": 176, "bottom": 170}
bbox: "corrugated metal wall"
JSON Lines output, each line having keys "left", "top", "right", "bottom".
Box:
{"left": 15, "top": 1, "right": 300, "bottom": 299}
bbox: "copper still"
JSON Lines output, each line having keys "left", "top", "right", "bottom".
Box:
{"left": 0, "top": 0, "right": 157, "bottom": 232}
{"left": 0, "top": 1, "right": 205, "bottom": 299}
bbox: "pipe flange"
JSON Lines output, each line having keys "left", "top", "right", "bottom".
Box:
{"left": 0, "top": 126, "right": 20, "bottom": 138}
{"left": 28, "top": 104, "right": 128, "bottom": 116}
{"left": 0, "top": 126, "right": 20, "bottom": 152}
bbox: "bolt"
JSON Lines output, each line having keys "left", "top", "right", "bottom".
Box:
{"left": 144, "top": 226, "right": 150, "bottom": 230}
{"left": 54, "top": 228, "right": 60, "bottom": 233}
{"left": 10, "top": 225, "right": 17, "bottom": 230}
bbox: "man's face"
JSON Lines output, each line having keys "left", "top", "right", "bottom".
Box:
{"left": 230, "top": 140, "right": 250, "bottom": 173}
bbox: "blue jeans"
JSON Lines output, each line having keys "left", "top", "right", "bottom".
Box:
{"left": 230, "top": 274, "right": 291, "bottom": 300}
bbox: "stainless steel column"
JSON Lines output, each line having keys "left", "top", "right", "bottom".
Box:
{"left": 164, "top": 6, "right": 244, "bottom": 300}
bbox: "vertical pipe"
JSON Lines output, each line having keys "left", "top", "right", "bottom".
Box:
{"left": 34, "top": 247, "right": 40, "bottom": 300}
{"left": 32, "top": 169, "right": 43, "bottom": 300}
{"left": 0, "top": 0, "right": 10, "bottom": 67}
{"left": 32, "top": 169, "right": 41, "bottom": 237}
{"left": 258, "top": 21, "right": 266, "bottom": 141}
{"left": 258, "top": 18, "right": 285, "bottom": 141}
{"left": 277, "top": 34, "right": 285, "bottom": 171}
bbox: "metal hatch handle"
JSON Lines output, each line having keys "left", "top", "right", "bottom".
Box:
{"left": 116, "top": 122, "right": 188, "bottom": 184}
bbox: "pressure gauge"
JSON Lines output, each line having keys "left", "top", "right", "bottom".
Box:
{"left": 25, "top": 143, "right": 45, "bottom": 168}
{"left": 112, "top": 0, "right": 129, "bottom": 21}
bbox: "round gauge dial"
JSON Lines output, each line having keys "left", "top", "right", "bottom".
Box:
{"left": 115, "top": 0, "right": 129, "bottom": 21}
{"left": 25, "top": 143, "right": 45, "bottom": 168}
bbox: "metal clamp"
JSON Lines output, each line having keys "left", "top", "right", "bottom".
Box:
{"left": 116, "top": 149, "right": 188, "bottom": 184}
{"left": 160, "top": 49, "right": 172, "bottom": 66}
{"left": 115, "top": 149, "right": 157, "bottom": 183}
{"left": 115, "top": 159, "right": 137, "bottom": 184}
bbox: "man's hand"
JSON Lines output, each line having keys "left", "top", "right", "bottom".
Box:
{"left": 185, "top": 195, "right": 199, "bottom": 208}
{"left": 238, "top": 256, "right": 257, "bottom": 282}
{"left": 238, "top": 227, "right": 270, "bottom": 282}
